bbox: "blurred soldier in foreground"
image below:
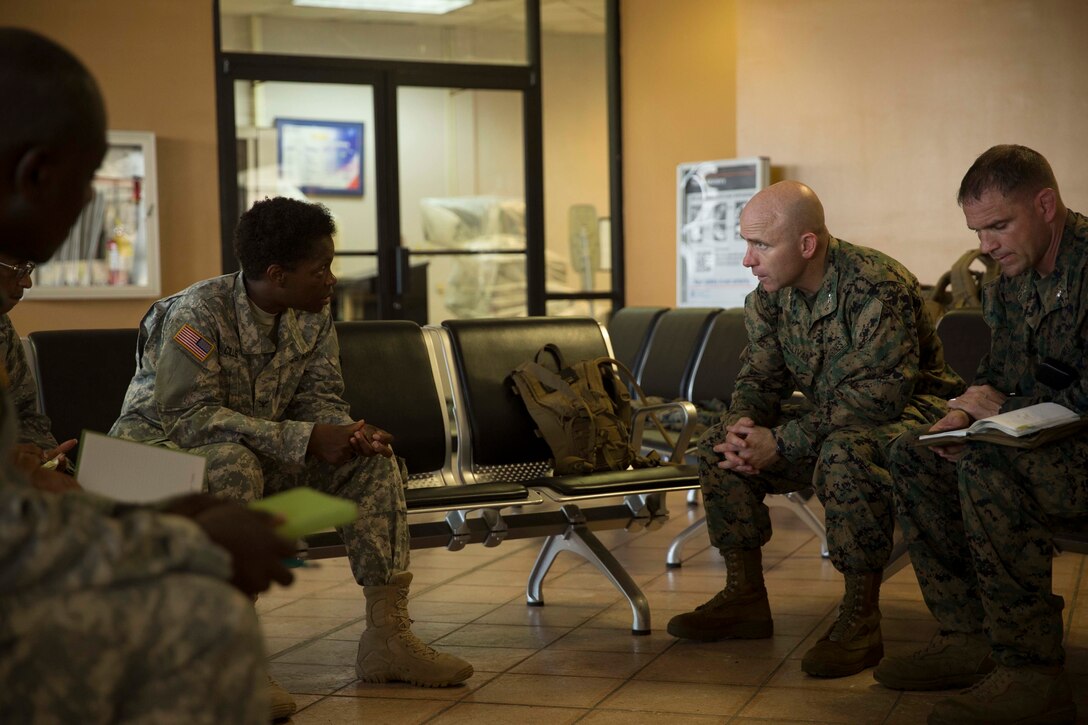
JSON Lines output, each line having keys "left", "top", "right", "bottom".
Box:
{"left": 0, "top": 27, "right": 293, "bottom": 724}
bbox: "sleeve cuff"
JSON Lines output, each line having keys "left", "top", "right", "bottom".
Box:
{"left": 284, "top": 420, "right": 316, "bottom": 465}
{"left": 773, "top": 420, "right": 810, "bottom": 462}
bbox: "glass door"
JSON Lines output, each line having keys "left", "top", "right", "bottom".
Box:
{"left": 217, "top": 0, "right": 626, "bottom": 322}
{"left": 231, "top": 78, "right": 382, "bottom": 320}
{"left": 396, "top": 86, "right": 527, "bottom": 322}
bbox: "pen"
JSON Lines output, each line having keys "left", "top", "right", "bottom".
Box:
{"left": 283, "top": 557, "right": 320, "bottom": 569}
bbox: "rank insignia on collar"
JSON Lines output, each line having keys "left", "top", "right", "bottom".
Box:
{"left": 174, "top": 323, "right": 214, "bottom": 362}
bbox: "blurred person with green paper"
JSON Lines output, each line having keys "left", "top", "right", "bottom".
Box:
{"left": 0, "top": 27, "right": 293, "bottom": 724}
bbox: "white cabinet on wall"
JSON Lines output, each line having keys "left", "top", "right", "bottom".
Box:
{"left": 29, "top": 130, "right": 161, "bottom": 300}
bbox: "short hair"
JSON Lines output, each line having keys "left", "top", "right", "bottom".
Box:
{"left": 957, "top": 144, "right": 1059, "bottom": 205}
{"left": 233, "top": 197, "right": 336, "bottom": 279}
{"left": 0, "top": 27, "right": 106, "bottom": 156}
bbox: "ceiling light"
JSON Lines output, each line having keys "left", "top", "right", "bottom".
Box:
{"left": 292, "top": 0, "right": 473, "bottom": 13}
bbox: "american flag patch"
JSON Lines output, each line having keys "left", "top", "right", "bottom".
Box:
{"left": 173, "top": 323, "right": 214, "bottom": 362}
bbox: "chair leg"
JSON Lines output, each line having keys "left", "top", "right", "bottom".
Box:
{"left": 526, "top": 508, "right": 651, "bottom": 634}
{"left": 686, "top": 488, "right": 700, "bottom": 506}
{"left": 665, "top": 491, "right": 830, "bottom": 568}
{"left": 665, "top": 516, "right": 709, "bottom": 568}
{"left": 526, "top": 534, "right": 564, "bottom": 605}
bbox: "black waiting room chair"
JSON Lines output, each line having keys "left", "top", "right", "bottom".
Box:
{"left": 605, "top": 306, "right": 667, "bottom": 380}
{"left": 28, "top": 328, "right": 139, "bottom": 445}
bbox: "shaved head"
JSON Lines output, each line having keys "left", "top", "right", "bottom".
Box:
{"left": 739, "top": 181, "right": 831, "bottom": 294}
{"left": 742, "top": 181, "right": 828, "bottom": 243}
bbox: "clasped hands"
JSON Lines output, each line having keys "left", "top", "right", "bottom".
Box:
{"left": 712, "top": 417, "right": 779, "bottom": 475}
{"left": 928, "top": 384, "right": 1007, "bottom": 461}
{"left": 307, "top": 420, "right": 394, "bottom": 466}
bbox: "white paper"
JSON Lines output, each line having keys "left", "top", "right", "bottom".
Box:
{"left": 918, "top": 402, "right": 1080, "bottom": 441}
{"left": 75, "top": 431, "right": 205, "bottom": 503}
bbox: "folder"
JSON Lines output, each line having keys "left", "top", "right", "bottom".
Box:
{"left": 249, "top": 488, "right": 358, "bottom": 540}
{"left": 75, "top": 431, "right": 205, "bottom": 503}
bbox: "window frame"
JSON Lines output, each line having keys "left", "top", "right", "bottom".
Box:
{"left": 212, "top": 0, "right": 625, "bottom": 317}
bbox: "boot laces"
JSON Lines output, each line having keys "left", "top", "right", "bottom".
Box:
{"left": 962, "top": 666, "right": 1014, "bottom": 698}
{"left": 723, "top": 551, "right": 746, "bottom": 594}
{"left": 391, "top": 590, "right": 439, "bottom": 661}
{"left": 828, "top": 578, "right": 865, "bottom": 640}
{"left": 911, "top": 632, "right": 961, "bottom": 660}
{"left": 696, "top": 589, "right": 730, "bottom": 611}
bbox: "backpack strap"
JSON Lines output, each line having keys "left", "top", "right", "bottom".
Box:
{"left": 593, "top": 356, "right": 678, "bottom": 458}
{"left": 534, "top": 343, "right": 566, "bottom": 370}
{"left": 949, "top": 249, "right": 984, "bottom": 307}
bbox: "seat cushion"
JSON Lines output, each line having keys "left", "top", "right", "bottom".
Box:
{"left": 531, "top": 464, "right": 698, "bottom": 497}
{"left": 405, "top": 482, "right": 530, "bottom": 509}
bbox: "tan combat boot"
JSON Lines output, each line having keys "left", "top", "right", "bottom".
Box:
{"left": 801, "top": 571, "right": 883, "bottom": 677}
{"left": 267, "top": 676, "right": 297, "bottom": 721}
{"left": 874, "top": 631, "right": 994, "bottom": 690}
{"left": 666, "top": 548, "right": 773, "bottom": 640}
{"left": 928, "top": 664, "right": 1076, "bottom": 724}
{"left": 356, "top": 571, "right": 474, "bottom": 686}
{"left": 254, "top": 594, "right": 297, "bottom": 721}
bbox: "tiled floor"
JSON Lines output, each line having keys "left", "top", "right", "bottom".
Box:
{"left": 258, "top": 496, "right": 1088, "bottom": 724}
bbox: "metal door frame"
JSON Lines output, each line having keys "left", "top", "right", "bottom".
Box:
{"left": 213, "top": 0, "right": 624, "bottom": 318}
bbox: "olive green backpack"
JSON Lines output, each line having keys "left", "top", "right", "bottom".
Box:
{"left": 925, "top": 249, "right": 1000, "bottom": 321}
{"left": 508, "top": 344, "right": 663, "bottom": 475}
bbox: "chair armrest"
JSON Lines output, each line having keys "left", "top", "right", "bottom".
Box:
{"left": 630, "top": 400, "right": 698, "bottom": 463}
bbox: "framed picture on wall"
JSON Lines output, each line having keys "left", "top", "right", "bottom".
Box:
{"left": 275, "top": 118, "right": 364, "bottom": 197}
{"left": 29, "top": 130, "right": 161, "bottom": 299}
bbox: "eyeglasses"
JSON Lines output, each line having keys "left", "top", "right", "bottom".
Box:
{"left": 0, "top": 260, "right": 35, "bottom": 280}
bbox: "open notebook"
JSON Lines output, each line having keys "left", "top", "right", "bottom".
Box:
{"left": 914, "top": 402, "right": 1086, "bottom": 449}
{"left": 75, "top": 431, "right": 205, "bottom": 503}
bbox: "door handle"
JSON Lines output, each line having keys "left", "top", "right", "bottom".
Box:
{"left": 394, "top": 247, "right": 411, "bottom": 296}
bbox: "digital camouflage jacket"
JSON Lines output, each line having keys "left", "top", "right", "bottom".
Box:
{"left": 725, "top": 238, "right": 963, "bottom": 461}
{"left": 978, "top": 210, "right": 1088, "bottom": 415}
{"left": 111, "top": 272, "right": 352, "bottom": 463}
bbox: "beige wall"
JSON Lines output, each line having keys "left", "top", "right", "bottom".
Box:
{"left": 621, "top": 0, "right": 738, "bottom": 307}
{"left": 621, "top": 0, "right": 1088, "bottom": 305}
{"left": 2, "top": 0, "right": 220, "bottom": 332}
{"left": 14, "top": 1, "right": 1084, "bottom": 319}
{"left": 736, "top": 0, "right": 1088, "bottom": 285}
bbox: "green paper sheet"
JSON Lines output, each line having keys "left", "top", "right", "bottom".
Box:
{"left": 250, "top": 488, "right": 357, "bottom": 540}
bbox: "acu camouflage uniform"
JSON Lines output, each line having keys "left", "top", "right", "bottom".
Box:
{"left": 888, "top": 210, "right": 1088, "bottom": 667}
{"left": 110, "top": 272, "right": 410, "bottom": 587}
{"left": 0, "top": 313, "right": 58, "bottom": 451}
{"left": 700, "top": 238, "right": 963, "bottom": 574}
{"left": 0, "top": 383, "right": 268, "bottom": 722}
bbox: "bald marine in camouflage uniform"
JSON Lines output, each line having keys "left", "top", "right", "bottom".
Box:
{"left": 667, "top": 181, "right": 963, "bottom": 679}
{"left": 110, "top": 197, "right": 473, "bottom": 712}
{"left": 873, "top": 146, "right": 1083, "bottom": 725}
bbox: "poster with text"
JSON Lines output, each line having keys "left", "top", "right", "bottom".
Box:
{"left": 677, "top": 157, "right": 769, "bottom": 308}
